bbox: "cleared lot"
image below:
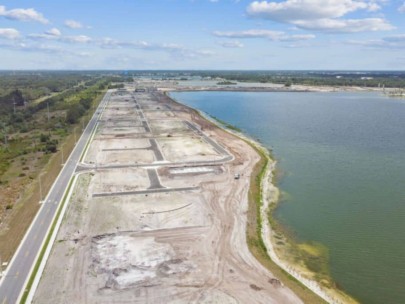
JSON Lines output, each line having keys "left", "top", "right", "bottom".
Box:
{"left": 149, "top": 119, "right": 192, "bottom": 136}
{"left": 33, "top": 87, "right": 301, "bottom": 304}
{"left": 158, "top": 136, "right": 222, "bottom": 163}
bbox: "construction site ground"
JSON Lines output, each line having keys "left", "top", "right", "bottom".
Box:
{"left": 33, "top": 88, "right": 302, "bottom": 303}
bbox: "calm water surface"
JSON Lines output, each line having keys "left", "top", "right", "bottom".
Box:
{"left": 171, "top": 91, "right": 405, "bottom": 304}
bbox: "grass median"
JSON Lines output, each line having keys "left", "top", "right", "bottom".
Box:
{"left": 20, "top": 176, "right": 75, "bottom": 304}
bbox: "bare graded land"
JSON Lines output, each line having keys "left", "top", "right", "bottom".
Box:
{"left": 33, "top": 89, "right": 302, "bottom": 303}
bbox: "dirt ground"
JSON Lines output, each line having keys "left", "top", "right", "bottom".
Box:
{"left": 149, "top": 120, "right": 192, "bottom": 136}
{"left": 33, "top": 87, "right": 302, "bottom": 303}
{"left": 158, "top": 136, "right": 223, "bottom": 163}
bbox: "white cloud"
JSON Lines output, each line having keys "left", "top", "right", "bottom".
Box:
{"left": 348, "top": 34, "right": 405, "bottom": 49}
{"left": 218, "top": 40, "right": 244, "bottom": 48}
{"left": 294, "top": 17, "right": 393, "bottom": 32}
{"left": 247, "top": 0, "right": 370, "bottom": 21}
{"left": 12, "top": 27, "right": 214, "bottom": 62}
{"left": 280, "top": 34, "right": 316, "bottom": 41}
{"left": 383, "top": 34, "right": 405, "bottom": 42}
{"left": 246, "top": 0, "right": 393, "bottom": 32}
{"left": 63, "top": 35, "right": 92, "bottom": 43}
{"left": 214, "top": 29, "right": 284, "bottom": 39}
{"left": 64, "top": 19, "right": 84, "bottom": 29}
{"left": 213, "top": 29, "right": 315, "bottom": 41}
{"left": 194, "top": 49, "right": 215, "bottom": 56}
{"left": 399, "top": 2, "right": 405, "bottom": 13}
{"left": 98, "top": 38, "right": 155, "bottom": 49}
{"left": 45, "top": 28, "right": 61, "bottom": 37}
{"left": 0, "top": 5, "right": 48, "bottom": 24}
{"left": 0, "top": 28, "right": 20, "bottom": 40}
{"left": 0, "top": 42, "right": 91, "bottom": 57}
{"left": 97, "top": 37, "right": 214, "bottom": 58}
{"left": 28, "top": 31, "right": 91, "bottom": 44}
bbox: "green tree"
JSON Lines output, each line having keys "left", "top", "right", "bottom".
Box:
{"left": 66, "top": 104, "right": 85, "bottom": 124}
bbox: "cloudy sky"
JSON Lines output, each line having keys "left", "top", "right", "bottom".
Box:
{"left": 1, "top": 0, "right": 405, "bottom": 70}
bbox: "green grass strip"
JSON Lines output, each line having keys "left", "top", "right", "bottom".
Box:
{"left": 20, "top": 176, "right": 75, "bottom": 304}
{"left": 20, "top": 90, "right": 107, "bottom": 303}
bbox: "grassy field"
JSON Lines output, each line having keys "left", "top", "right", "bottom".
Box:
{"left": 0, "top": 84, "right": 107, "bottom": 263}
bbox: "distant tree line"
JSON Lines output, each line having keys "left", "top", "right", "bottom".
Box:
{"left": 190, "top": 71, "right": 405, "bottom": 88}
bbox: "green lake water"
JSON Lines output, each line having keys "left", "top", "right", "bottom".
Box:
{"left": 170, "top": 91, "right": 405, "bottom": 304}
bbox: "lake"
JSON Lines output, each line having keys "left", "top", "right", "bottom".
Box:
{"left": 170, "top": 91, "right": 405, "bottom": 304}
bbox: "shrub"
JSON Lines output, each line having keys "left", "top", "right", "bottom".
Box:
{"left": 66, "top": 104, "right": 85, "bottom": 124}
{"left": 45, "top": 142, "right": 57, "bottom": 153}
{"left": 40, "top": 133, "right": 50, "bottom": 143}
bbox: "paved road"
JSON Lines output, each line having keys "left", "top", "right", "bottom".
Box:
{"left": 99, "top": 119, "right": 141, "bottom": 123}
{"left": 142, "top": 121, "right": 151, "bottom": 132}
{"left": 102, "top": 147, "right": 147, "bottom": 152}
{"left": 147, "top": 169, "right": 164, "bottom": 189}
{"left": 76, "top": 154, "right": 233, "bottom": 173}
{"left": 92, "top": 186, "right": 199, "bottom": 198}
{"left": 149, "top": 139, "right": 164, "bottom": 161}
{"left": 0, "top": 91, "right": 111, "bottom": 304}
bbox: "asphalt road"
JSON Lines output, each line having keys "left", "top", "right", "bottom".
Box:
{"left": 0, "top": 91, "right": 111, "bottom": 304}
{"left": 92, "top": 186, "right": 199, "bottom": 198}
{"left": 147, "top": 168, "right": 164, "bottom": 189}
{"left": 149, "top": 139, "right": 164, "bottom": 161}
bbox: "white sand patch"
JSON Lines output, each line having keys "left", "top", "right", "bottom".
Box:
{"left": 91, "top": 235, "right": 174, "bottom": 289}
{"left": 170, "top": 167, "right": 215, "bottom": 174}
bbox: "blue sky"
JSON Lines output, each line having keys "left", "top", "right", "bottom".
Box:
{"left": 1, "top": 0, "right": 405, "bottom": 70}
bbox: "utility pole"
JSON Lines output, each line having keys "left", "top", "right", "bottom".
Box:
{"left": 39, "top": 174, "right": 43, "bottom": 203}
{"left": 47, "top": 102, "right": 50, "bottom": 123}
{"left": 2, "top": 124, "right": 8, "bottom": 147}
{"left": 61, "top": 146, "right": 64, "bottom": 165}
{"left": 13, "top": 97, "right": 16, "bottom": 115}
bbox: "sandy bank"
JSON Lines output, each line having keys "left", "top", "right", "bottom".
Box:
{"left": 161, "top": 83, "right": 391, "bottom": 94}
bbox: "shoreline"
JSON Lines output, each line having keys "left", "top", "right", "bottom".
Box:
{"left": 161, "top": 83, "right": 395, "bottom": 94}
{"left": 167, "top": 91, "right": 358, "bottom": 304}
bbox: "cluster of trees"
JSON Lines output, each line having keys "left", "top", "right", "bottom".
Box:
{"left": 66, "top": 97, "right": 92, "bottom": 124}
{"left": 0, "top": 76, "right": 111, "bottom": 153}
{"left": 0, "top": 73, "right": 131, "bottom": 137}
{"left": 0, "top": 72, "right": 93, "bottom": 101}
{"left": 0, "top": 73, "right": 126, "bottom": 191}
{"left": 189, "top": 71, "right": 405, "bottom": 88}
{"left": 39, "top": 133, "right": 58, "bottom": 153}
{"left": 0, "top": 90, "right": 25, "bottom": 116}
